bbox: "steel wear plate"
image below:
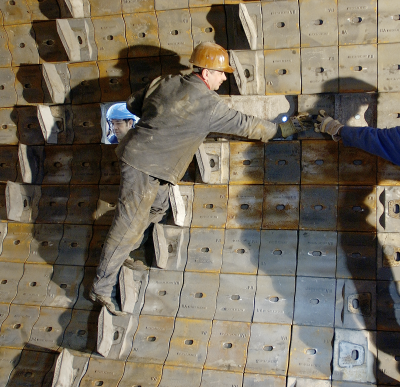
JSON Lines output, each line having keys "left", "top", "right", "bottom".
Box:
{"left": 65, "top": 185, "right": 99, "bottom": 225}
{"left": 25, "top": 0, "right": 60, "bottom": 20}
{"left": 258, "top": 230, "right": 297, "bottom": 276}
{"left": 61, "top": 309, "right": 98, "bottom": 354}
{"left": 13, "top": 263, "right": 53, "bottom": 306}
{"left": 335, "top": 92, "right": 377, "bottom": 128}
{"left": 338, "top": 44, "right": 377, "bottom": 92}
{"left": 38, "top": 105, "right": 74, "bottom": 145}
{"left": 56, "top": 224, "right": 92, "bottom": 266}
{"left": 36, "top": 185, "right": 69, "bottom": 224}
{"left": 301, "top": 46, "right": 339, "bottom": 94}
{"left": 377, "top": 281, "right": 400, "bottom": 331}
{"left": 0, "top": 26, "right": 11, "bottom": 68}
{"left": 141, "top": 270, "right": 183, "bottom": 317}
{"left": 0, "top": 68, "right": 17, "bottom": 107}
{"left": 42, "top": 265, "right": 84, "bottom": 308}
{"left": 191, "top": 185, "right": 227, "bottom": 228}
{"left": 18, "top": 145, "right": 44, "bottom": 184}
{"left": 264, "top": 141, "right": 300, "bottom": 184}
{"left": 0, "top": 108, "right": 18, "bottom": 145}
{"left": 264, "top": 48, "right": 301, "bottom": 95}
{"left": 243, "top": 374, "right": 286, "bottom": 387}
{"left": 230, "top": 50, "right": 265, "bottom": 96}
{"left": 157, "top": 9, "right": 192, "bottom": 56}
{"left": 336, "top": 232, "right": 377, "bottom": 280}
{"left": 0, "top": 222, "right": 5, "bottom": 254}
{"left": 338, "top": 0, "right": 377, "bottom": 45}
{"left": 98, "top": 59, "right": 131, "bottom": 102}
{"left": 332, "top": 328, "right": 377, "bottom": 383}
{"left": 299, "top": 0, "right": 338, "bottom": 47}
{"left": 288, "top": 325, "right": 334, "bottom": 379}
{"left": 226, "top": 3, "right": 262, "bottom": 50}
{"left": 377, "top": 331, "right": 400, "bottom": 384}
{"left": 377, "top": 232, "right": 400, "bottom": 281}
{"left": 0, "top": 262, "right": 24, "bottom": 304}
{"left": 204, "top": 320, "right": 250, "bottom": 372}
{"left": 92, "top": 15, "right": 127, "bottom": 61}
{"left": 33, "top": 21, "right": 69, "bottom": 64}
{"left": 119, "top": 268, "right": 148, "bottom": 315}
{"left": 8, "top": 350, "right": 55, "bottom": 387}
{"left": 42, "top": 146, "right": 73, "bottom": 185}
{"left": 301, "top": 140, "right": 338, "bottom": 184}
{"left": 339, "top": 143, "right": 377, "bottom": 185}
{"left": 378, "top": 43, "right": 400, "bottom": 92}
{"left": 79, "top": 357, "right": 125, "bottom": 387}
{"left": 262, "top": 185, "right": 300, "bottom": 230}
{"left": 297, "top": 230, "right": 337, "bottom": 278}
{"left": 253, "top": 275, "right": 295, "bottom": 324}
{"left": 122, "top": 0, "right": 154, "bottom": 13}
{"left": 377, "top": 186, "right": 400, "bottom": 232}
{"left": 221, "top": 229, "right": 260, "bottom": 275}
{"left": 168, "top": 185, "right": 189, "bottom": 227}
{"left": 378, "top": 0, "right": 400, "bottom": 43}
{"left": 186, "top": 228, "right": 224, "bottom": 273}
{"left": 0, "top": 146, "right": 18, "bottom": 182}
{"left": 262, "top": 0, "right": 300, "bottom": 49}
{"left": 0, "top": 348, "right": 21, "bottom": 387}
{"left": 0, "top": 222, "right": 34, "bottom": 263}
{"left": 0, "top": 0, "right": 31, "bottom": 25}
{"left": 86, "top": 225, "right": 108, "bottom": 267}
{"left": 227, "top": 185, "right": 263, "bottom": 229}
{"left": 72, "top": 103, "right": 102, "bottom": 144}
{"left": 229, "top": 142, "right": 264, "bottom": 185}
{"left": 293, "top": 276, "right": 336, "bottom": 327}
{"left": 377, "top": 158, "right": 400, "bottom": 186}
{"left": 287, "top": 377, "right": 331, "bottom": 387}
{"left": 191, "top": 6, "right": 227, "bottom": 49}
{"left": 100, "top": 144, "right": 119, "bottom": 185}
{"left": 166, "top": 317, "right": 212, "bottom": 368}
{"left": 94, "top": 185, "right": 119, "bottom": 226}
{"left": 377, "top": 92, "right": 400, "bottom": 130}
{"left": 335, "top": 279, "right": 376, "bottom": 330}
{"left": 299, "top": 185, "right": 338, "bottom": 230}
{"left": 128, "top": 315, "right": 174, "bottom": 364}
{"left": 5, "top": 24, "right": 39, "bottom": 66}
{"left": 68, "top": 62, "right": 101, "bottom": 105}
{"left": 95, "top": 307, "right": 138, "bottom": 360}
{"left": 71, "top": 143, "right": 102, "bottom": 183}
{"left": 119, "top": 362, "right": 162, "bottom": 387}
{"left": 195, "top": 141, "right": 229, "bottom": 185}
{"left": 337, "top": 186, "right": 376, "bottom": 231}
{"left": 124, "top": 12, "right": 160, "bottom": 58}
{"left": 0, "top": 304, "right": 40, "bottom": 349}
{"left": 27, "top": 307, "right": 72, "bottom": 352}
{"left": 214, "top": 273, "right": 256, "bottom": 322}
{"left": 14, "top": 65, "right": 44, "bottom": 105}
{"left": 200, "top": 370, "right": 243, "bottom": 387}
{"left": 245, "top": 322, "right": 291, "bottom": 375}
{"left": 129, "top": 57, "right": 161, "bottom": 92}
{"left": 177, "top": 272, "right": 219, "bottom": 320}
{"left": 158, "top": 365, "right": 202, "bottom": 387}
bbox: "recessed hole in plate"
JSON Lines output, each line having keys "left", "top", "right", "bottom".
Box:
{"left": 278, "top": 160, "right": 287, "bottom": 165}
{"left": 306, "top": 348, "right": 317, "bottom": 355}
{"left": 201, "top": 247, "right": 209, "bottom": 253}
{"left": 13, "top": 240, "right": 20, "bottom": 245}
{"left": 310, "top": 299, "right": 320, "bottom": 305}
{"left": 231, "top": 294, "right": 240, "bottom": 300}
{"left": 242, "top": 160, "right": 251, "bottom": 165}
{"left": 82, "top": 162, "right": 90, "bottom": 167}
{"left": 24, "top": 372, "right": 33, "bottom": 378}
{"left": 185, "top": 339, "right": 194, "bottom": 345}
{"left": 1, "top": 125, "right": 7, "bottom": 129}
{"left": 276, "top": 204, "right": 285, "bottom": 211}
{"left": 352, "top": 299, "right": 360, "bottom": 309}
{"left": 315, "top": 67, "right": 324, "bottom": 73}
{"left": 276, "top": 22, "right": 285, "bottom": 28}
{"left": 351, "top": 350, "right": 359, "bottom": 360}
{"left": 351, "top": 16, "right": 362, "bottom": 23}
{"left": 205, "top": 204, "right": 213, "bottom": 209}
{"left": 158, "top": 290, "right": 166, "bottom": 296}
{"left": 269, "top": 296, "right": 279, "bottom": 303}
{"left": 106, "top": 35, "right": 114, "bottom": 40}
{"left": 41, "top": 241, "right": 49, "bottom": 247}
{"left": 244, "top": 69, "right": 251, "bottom": 78}
{"left": 60, "top": 284, "right": 67, "bottom": 289}
{"left": 353, "top": 66, "right": 363, "bottom": 72}
{"left": 168, "top": 244, "right": 173, "bottom": 253}
{"left": 13, "top": 324, "right": 21, "bottom": 329}
{"left": 70, "top": 242, "right": 78, "bottom": 248}
{"left": 314, "top": 205, "right": 323, "bottom": 211}
{"left": 223, "top": 342, "right": 232, "bottom": 348}
{"left": 23, "top": 199, "right": 28, "bottom": 208}
{"left": 273, "top": 249, "right": 282, "bottom": 255}
{"left": 1, "top": 280, "right": 7, "bottom": 285}
{"left": 45, "top": 39, "right": 55, "bottom": 46}
{"left": 241, "top": 204, "right": 249, "bottom": 210}
{"left": 113, "top": 331, "right": 119, "bottom": 340}
{"left": 83, "top": 121, "right": 90, "bottom": 127}
{"left": 395, "top": 252, "right": 400, "bottom": 262}
{"left": 29, "top": 282, "right": 37, "bottom": 287}
{"left": 205, "top": 27, "right": 213, "bottom": 33}
{"left": 138, "top": 32, "right": 146, "bottom": 38}
{"left": 195, "top": 292, "right": 203, "bottom": 298}
{"left": 315, "top": 159, "right": 324, "bottom": 165}
{"left": 170, "top": 30, "right": 179, "bottom": 35}
{"left": 263, "top": 345, "right": 273, "bottom": 351}
{"left": 19, "top": 43, "right": 25, "bottom": 48}
{"left": 353, "top": 159, "right": 363, "bottom": 165}
{"left": 95, "top": 381, "right": 103, "bottom": 387}
{"left": 45, "top": 327, "right": 53, "bottom": 332}
{"left": 209, "top": 158, "right": 216, "bottom": 168}
{"left": 312, "top": 251, "right": 322, "bottom": 256}
{"left": 351, "top": 252, "right": 361, "bottom": 258}
{"left": 236, "top": 249, "right": 245, "bottom": 254}
{"left": 313, "top": 19, "right": 323, "bottom": 25}
{"left": 77, "top": 36, "right": 83, "bottom": 44}
{"left": 278, "top": 69, "right": 287, "bottom": 75}
{"left": 352, "top": 206, "right": 363, "bottom": 212}
{"left": 77, "top": 330, "right": 86, "bottom": 336}
{"left": 147, "top": 336, "right": 156, "bottom": 342}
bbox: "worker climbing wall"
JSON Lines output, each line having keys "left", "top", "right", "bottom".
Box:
{"left": 0, "top": 0, "right": 400, "bottom": 386}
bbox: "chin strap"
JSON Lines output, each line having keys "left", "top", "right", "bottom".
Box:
{"left": 194, "top": 72, "right": 211, "bottom": 90}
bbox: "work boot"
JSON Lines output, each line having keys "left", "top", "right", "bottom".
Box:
{"left": 89, "top": 289, "right": 126, "bottom": 316}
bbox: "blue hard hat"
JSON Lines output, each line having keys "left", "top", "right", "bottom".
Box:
{"left": 106, "top": 103, "right": 138, "bottom": 121}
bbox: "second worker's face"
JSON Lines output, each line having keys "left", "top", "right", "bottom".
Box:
{"left": 206, "top": 70, "right": 227, "bottom": 91}
{"left": 111, "top": 119, "right": 133, "bottom": 140}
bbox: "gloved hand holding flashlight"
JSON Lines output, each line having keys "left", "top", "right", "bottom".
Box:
{"left": 314, "top": 110, "right": 344, "bottom": 141}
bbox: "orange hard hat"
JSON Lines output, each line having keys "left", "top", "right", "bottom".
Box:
{"left": 189, "top": 42, "right": 234, "bottom": 73}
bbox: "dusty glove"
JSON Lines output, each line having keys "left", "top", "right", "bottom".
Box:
{"left": 314, "top": 110, "right": 343, "bottom": 141}
{"left": 279, "top": 112, "right": 313, "bottom": 138}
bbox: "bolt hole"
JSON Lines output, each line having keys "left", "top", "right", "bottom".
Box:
{"left": 109, "top": 78, "right": 119, "bottom": 85}
{"left": 314, "top": 205, "right": 323, "bottom": 211}
{"left": 13, "top": 324, "right": 21, "bottom": 329}
{"left": 9, "top": 0, "right": 15, "bottom": 4}
{"left": 313, "top": 19, "right": 323, "bottom": 25}
{"left": 106, "top": 35, "right": 113, "bottom": 40}
{"left": 78, "top": 202, "right": 85, "bottom": 207}
{"left": 315, "top": 67, "right": 324, "bottom": 73}
{"left": 312, "top": 251, "right": 322, "bottom": 257}
{"left": 205, "top": 204, "right": 213, "bottom": 209}
{"left": 138, "top": 32, "right": 146, "bottom": 38}
{"left": 0, "top": 163, "right": 6, "bottom": 167}
{"left": 205, "top": 27, "right": 213, "bottom": 33}
{"left": 351, "top": 16, "right": 362, "bottom": 23}
{"left": 77, "top": 330, "right": 86, "bottom": 336}
{"left": 195, "top": 292, "right": 203, "bottom": 298}
{"left": 209, "top": 158, "right": 216, "bottom": 168}
{"left": 167, "top": 244, "right": 173, "bottom": 253}
{"left": 147, "top": 336, "right": 156, "bottom": 342}
{"left": 158, "top": 290, "right": 167, "bottom": 296}
{"left": 14, "top": 240, "right": 20, "bottom": 245}
{"left": 24, "top": 83, "right": 31, "bottom": 89}
{"left": 29, "top": 282, "right": 37, "bottom": 287}
{"left": 83, "top": 121, "right": 90, "bottom": 127}
{"left": 351, "top": 350, "right": 359, "bottom": 360}
{"left": 395, "top": 252, "right": 400, "bottom": 262}
{"left": 353, "top": 159, "right": 363, "bottom": 165}
{"left": 243, "top": 160, "right": 251, "bottom": 165}
{"left": 351, "top": 252, "right": 361, "bottom": 258}
{"left": 236, "top": 249, "right": 245, "bottom": 254}
{"left": 108, "top": 202, "right": 116, "bottom": 208}
{"left": 315, "top": 159, "right": 324, "bottom": 165}
{"left": 352, "top": 299, "right": 360, "bottom": 309}
{"left": 273, "top": 249, "right": 282, "bottom": 256}
{"left": 224, "top": 343, "right": 233, "bottom": 348}
{"left": 278, "top": 69, "right": 287, "bottom": 75}
{"left": 54, "top": 162, "right": 62, "bottom": 168}
{"left": 231, "top": 294, "right": 240, "bottom": 300}
{"left": 60, "top": 284, "right": 67, "bottom": 289}
{"left": 19, "top": 43, "right": 25, "bottom": 48}
{"left": 394, "top": 204, "right": 400, "bottom": 214}
{"left": 1, "top": 125, "right": 7, "bottom": 129}
{"left": 41, "top": 241, "right": 48, "bottom": 247}
{"left": 276, "top": 204, "right": 285, "bottom": 211}
{"left": 263, "top": 345, "right": 273, "bottom": 351}
{"left": 24, "top": 372, "right": 33, "bottom": 378}
{"left": 95, "top": 382, "right": 103, "bottom": 387}
{"left": 241, "top": 204, "right": 249, "bottom": 210}
{"left": 0, "top": 85, "right": 4, "bottom": 90}
{"left": 70, "top": 242, "right": 78, "bottom": 248}
{"left": 354, "top": 66, "right": 363, "bottom": 72}
{"left": 269, "top": 296, "right": 279, "bottom": 303}
{"left": 185, "top": 339, "right": 193, "bottom": 345}
{"left": 244, "top": 69, "right": 251, "bottom": 78}
{"left": 310, "top": 299, "right": 320, "bottom": 304}
{"left": 277, "top": 160, "right": 287, "bottom": 165}
{"left": 45, "top": 40, "right": 55, "bottom": 46}
{"left": 49, "top": 202, "right": 56, "bottom": 206}
{"left": 201, "top": 247, "right": 210, "bottom": 253}
{"left": 113, "top": 331, "right": 119, "bottom": 340}
{"left": 352, "top": 206, "right": 363, "bottom": 212}
{"left": 45, "top": 327, "right": 52, "bottom": 332}
{"left": 392, "top": 15, "right": 400, "bottom": 20}
{"left": 23, "top": 199, "right": 28, "bottom": 208}
{"left": 276, "top": 22, "right": 285, "bottom": 28}
{"left": 77, "top": 36, "right": 83, "bottom": 44}
{"left": 82, "top": 162, "right": 90, "bottom": 167}
{"left": 1, "top": 280, "right": 7, "bottom": 285}
{"left": 170, "top": 30, "right": 179, "bottom": 35}
{"left": 306, "top": 348, "right": 317, "bottom": 355}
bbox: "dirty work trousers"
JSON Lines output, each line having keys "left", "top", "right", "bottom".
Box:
{"left": 92, "top": 161, "right": 170, "bottom": 298}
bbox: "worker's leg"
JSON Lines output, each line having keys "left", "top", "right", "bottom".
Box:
{"left": 92, "top": 162, "right": 160, "bottom": 300}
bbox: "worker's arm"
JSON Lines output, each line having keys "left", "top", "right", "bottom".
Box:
{"left": 126, "top": 77, "right": 162, "bottom": 117}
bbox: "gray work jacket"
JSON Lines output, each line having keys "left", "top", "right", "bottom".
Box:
{"left": 117, "top": 73, "right": 278, "bottom": 185}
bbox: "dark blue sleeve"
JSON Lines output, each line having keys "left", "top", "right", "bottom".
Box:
{"left": 341, "top": 125, "right": 400, "bottom": 165}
